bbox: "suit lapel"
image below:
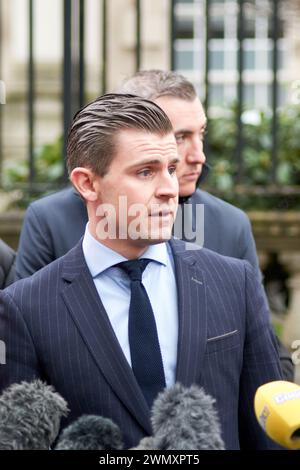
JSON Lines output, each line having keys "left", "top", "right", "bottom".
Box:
{"left": 59, "top": 238, "right": 207, "bottom": 432}
{"left": 60, "top": 242, "right": 151, "bottom": 434}
{"left": 169, "top": 239, "right": 207, "bottom": 386}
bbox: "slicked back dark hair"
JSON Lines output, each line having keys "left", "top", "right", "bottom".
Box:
{"left": 67, "top": 93, "right": 173, "bottom": 176}
{"left": 116, "top": 70, "right": 197, "bottom": 102}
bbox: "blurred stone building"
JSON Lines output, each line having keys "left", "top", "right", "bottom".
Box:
{"left": 1, "top": 0, "right": 300, "bottom": 163}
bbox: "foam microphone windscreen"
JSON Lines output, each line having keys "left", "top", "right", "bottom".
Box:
{"left": 133, "top": 383, "right": 225, "bottom": 450}
{"left": 55, "top": 415, "right": 124, "bottom": 450}
{"left": 254, "top": 380, "right": 300, "bottom": 450}
{"left": 0, "top": 380, "right": 69, "bottom": 449}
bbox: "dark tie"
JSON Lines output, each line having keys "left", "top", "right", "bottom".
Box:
{"left": 117, "top": 259, "right": 166, "bottom": 408}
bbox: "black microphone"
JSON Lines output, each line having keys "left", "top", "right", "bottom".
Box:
{"left": 0, "top": 380, "right": 69, "bottom": 450}
{"left": 55, "top": 415, "right": 124, "bottom": 450}
{"left": 133, "top": 383, "right": 225, "bottom": 450}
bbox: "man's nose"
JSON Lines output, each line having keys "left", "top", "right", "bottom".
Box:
{"left": 186, "top": 138, "right": 206, "bottom": 164}
{"left": 156, "top": 171, "right": 178, "bottom": 199}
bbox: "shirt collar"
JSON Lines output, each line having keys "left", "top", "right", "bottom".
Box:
{"left": 82, "top": 223, "right": 169, "bottom": 278}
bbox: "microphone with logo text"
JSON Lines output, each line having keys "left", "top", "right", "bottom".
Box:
{"left": 0, "top": 380, "right": 69, "bottom": 450}
{"left": 254, "top": 380, "right": 300, "bottom": 450}
{"left": 132, "top": 383, "right": 225, "bottom": 450}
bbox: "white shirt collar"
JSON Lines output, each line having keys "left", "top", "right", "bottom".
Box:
{"left": 82, "top": 223, "right": 169, "bottom": 278}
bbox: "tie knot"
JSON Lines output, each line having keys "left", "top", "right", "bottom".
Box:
{"left": 117, "top": 259, "right": 151, "bottom": 282}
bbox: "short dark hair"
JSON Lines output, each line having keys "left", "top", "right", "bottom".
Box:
{"left": 67, "top": 93, "right": 173, "bottom": 176}
{"left": 116, "top": 70, "right": 197, "bottom": 102}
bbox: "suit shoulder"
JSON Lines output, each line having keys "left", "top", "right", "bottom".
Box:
{"left": 0, "top": 240, "right": 16, "bottom": 289}
{"left": 195, "top": 245, "right": 250, "bottom": 269}
{"left": 194, "top": 248, "right": 256, "bottom": 291}
{"left": 171, "top": 238, "right": 250, "bottom": 271}
{"left": 27, "top": 187, "right": 82, "bottom": 213}
{"left": 192, "top": 189, "right": 250, "bottom": 223}
{"left": 4, "top": 255, "right": 62, "bottom": 292}
{"left": 0, "top": 239, "right": 15, "bottom": 265}
{"left": 3, "top": 247, "right": 74, "bottom": 299}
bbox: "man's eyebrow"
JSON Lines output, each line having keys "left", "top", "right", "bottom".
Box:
{"left": 175, "top": 122, "right": 207, "bottom": 135}
{"left": 169, "top": 157, "right": 180, "bottom": 164}
{"left": 127, "top": 157, "right": 180, "bottom": 170}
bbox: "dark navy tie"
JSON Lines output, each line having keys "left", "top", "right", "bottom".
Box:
{"left": 117, "top": 259, "right": 166, "bottom": 408}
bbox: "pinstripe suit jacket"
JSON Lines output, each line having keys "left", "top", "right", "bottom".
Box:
{"left": 0, "top": 238, "right": 282, "bottom": 449}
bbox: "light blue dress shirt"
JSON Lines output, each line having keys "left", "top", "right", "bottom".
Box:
{"left": 82, "top": 225, "right": 179, "bottom": 388}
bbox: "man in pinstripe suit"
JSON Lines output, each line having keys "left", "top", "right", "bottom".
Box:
{"left": 0, "top": 94, "right": 282, "bottom": 449}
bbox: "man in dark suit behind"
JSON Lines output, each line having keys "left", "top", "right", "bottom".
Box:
{"left": 1, "top": 93, "right": 282, "bottom": 448}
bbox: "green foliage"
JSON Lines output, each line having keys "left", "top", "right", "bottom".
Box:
{"left": 3, "top": 104, "right": 300, "bottom": 210}
{"left": 208, "top": 105, "right": 300, "bottom": 188}
{"left": 3, "top": 136, "right": 64, "bottom": 208}
{"left": 205, "top": 104, "right": 300, "bottom": 209}
{"left": 35, "top": 136, "right": 64, "bottom": 182}
{"left": 4, "top": 136, "right": 64, "bottom": 186}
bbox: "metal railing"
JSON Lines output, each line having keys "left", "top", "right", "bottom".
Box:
{"left": 0, "top": 0, "right": 298, "bottom": 198}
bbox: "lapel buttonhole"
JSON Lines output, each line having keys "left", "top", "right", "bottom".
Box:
{"left": 191, "top": 277, "right": 203, "bottom": 285}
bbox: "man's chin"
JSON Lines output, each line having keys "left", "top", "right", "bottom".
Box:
{"left": 128, "top": 228, "right": 173, "bottom": 244}
{"left": 179, "top": 183, "right": 197, "bottom": 198}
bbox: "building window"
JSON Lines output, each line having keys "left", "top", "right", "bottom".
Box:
{"left": 173, "top": 0, "right": 292, "bottom": 111}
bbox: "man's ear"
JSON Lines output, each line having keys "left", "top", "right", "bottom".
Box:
{"left": 70, "top": 167, "right": 99, "bottom": 202}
